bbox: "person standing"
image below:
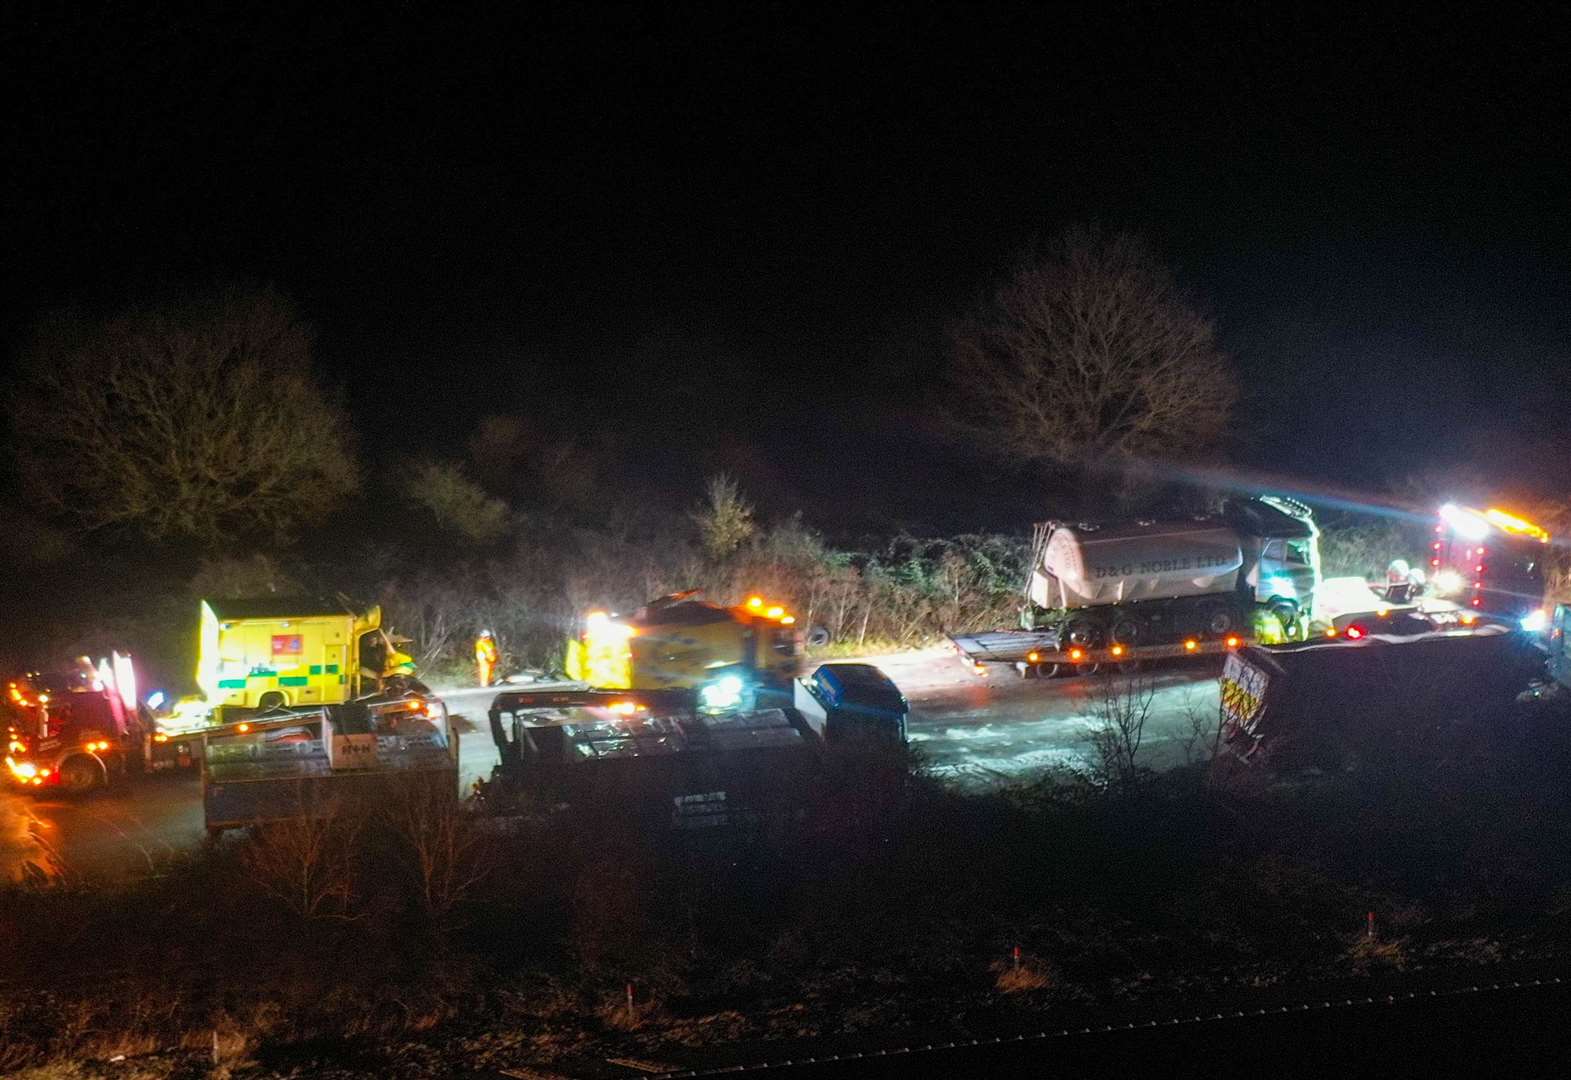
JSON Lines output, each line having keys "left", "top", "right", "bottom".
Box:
{"left": 475, "top": 630, "right": 499, "bottom": 688}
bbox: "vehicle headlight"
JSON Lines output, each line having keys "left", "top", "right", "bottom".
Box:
{"left": 1266, "top": 575, "right": 1297, "bottom": 600}
{"left": 1521, "top": 609, "right": 1549, "bottom": 633}
{"left": 699, "top": 675, "right": 745, "bottom": 712}
{"left": 1433, "top": 570, "right": 1465, "bottom": 596}
{"left": 6, "top": 757, "right": 37, "bottom": 781}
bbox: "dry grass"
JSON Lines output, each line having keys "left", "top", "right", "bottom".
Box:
{"left": 992, "top": 954, "right": 1057, "bottom": 993}
{"left": 1345, "top": 934, "right": 1410, "bottom": 974}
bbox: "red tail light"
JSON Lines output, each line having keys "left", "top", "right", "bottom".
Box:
{"left": 1345, "top": 624, "right": 1367, "bottom": 640}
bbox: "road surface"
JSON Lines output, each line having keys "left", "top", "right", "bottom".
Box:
{"left": 0, "top": 648, "right": 1222, "bottom": 881}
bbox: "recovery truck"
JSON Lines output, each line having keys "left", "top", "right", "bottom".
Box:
{"left": 4, "top": 658, "right": 198, "bottom": 793}
{"left": 563, "top": 591, "right": 804, "bottom": 708}
{"left": 195, "top": 598, "right": 423, "bottom": 723}
{"left": 482, "top": 662, "right": 907, "bottom": 837}
{"left": 952, "top": 496, "right": 1321, "bottom": 676}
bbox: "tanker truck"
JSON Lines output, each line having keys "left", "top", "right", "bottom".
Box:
{"left": 952, "top": 496, "right": 1321, "bottom": 676}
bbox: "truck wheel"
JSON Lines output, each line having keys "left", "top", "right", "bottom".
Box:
{"left": 1033, "top": 663, "right": 1063, "bottom": 678}
{"left": 1111, "top": 618, "right": 1143, "bottom": 645}
{"left": 1205, "top": 607, "right": 1235, "bottom": 636}
{"left": 58, "top": 755, "right": 103, "bottom": 794}
{"left": 1071, "top": 662, "right": 1102, "bottom": 677}
{"left": 1064, "top": 618, "right": 1102, "bottom": 648}
{"left": 257, "top": 691, "right": 286, "bottom": 711}
{"left": 806, "top": 625, "right": 831, "bottom": 648}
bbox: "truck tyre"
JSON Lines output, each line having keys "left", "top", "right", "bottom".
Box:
{"left": 806, "top": 625, "right": 832, "bottom": 648}
{"left": 1033, "top": 662, "right": 1063, "bottom": 678}
{"left": 1204, "top": 606, "right": 1236, "bottom": 636}
{"left": 1064, "top": 618, "right": 1102, "bottom": 648}
{"left": 58, "top": 755, "right": 103, "bottom": 794}
{"left": 1111, "top": 617, "right": 1143, "bottom": 645}
{"left": 256, "top": 691, "right": 286, "bottom": 711}
{"left": 1072, "top": 662, "right": 1102, "bottom": 677}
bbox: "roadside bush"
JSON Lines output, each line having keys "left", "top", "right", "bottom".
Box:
{"left": 377, "top": 496, "right": 1029, "bottom": 678}
{"left": 1317, "top": 515, "right": 1417, "bottom": 579}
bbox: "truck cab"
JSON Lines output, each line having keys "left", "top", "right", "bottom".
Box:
{"left": 5, "top": 676, "right": 141, "bottom": 793}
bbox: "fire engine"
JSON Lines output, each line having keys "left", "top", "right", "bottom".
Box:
{"left": 1428, "top": 504, "right": 1551, "bottom": 629}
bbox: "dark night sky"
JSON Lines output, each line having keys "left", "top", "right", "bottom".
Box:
{"left": 4, "top": 3, "right": 1568, "bottom": 531}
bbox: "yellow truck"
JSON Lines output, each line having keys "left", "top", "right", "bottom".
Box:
{"left": 196, "top": 599, "right": 417, "bottom": 719}
{"left": 565, "top": 592, "right": 804, "bottom": 704}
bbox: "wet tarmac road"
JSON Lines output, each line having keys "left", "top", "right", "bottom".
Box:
{"left": 0, "top": 648, "right": 1222, "bottom": 881}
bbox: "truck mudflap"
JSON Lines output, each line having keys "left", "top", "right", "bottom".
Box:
{"left": 1216, "top": 625, "right": 1546, "bottom": 774}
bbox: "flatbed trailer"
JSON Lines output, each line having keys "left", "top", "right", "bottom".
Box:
{"left": 952, "top": 588, "right": 1479, "bottom": 677}
{"left": 201, "top": 695, "right": 457, "bottom": 837}
{"left": 484, "top": 687, "right": 816, "bottom": 833}
{"left": 949, "top": 627, "right": 1248, "bottom": 676}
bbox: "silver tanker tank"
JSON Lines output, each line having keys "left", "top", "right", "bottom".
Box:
{"left": 1029, "top": 520, "right": 1246, "bottom": 610}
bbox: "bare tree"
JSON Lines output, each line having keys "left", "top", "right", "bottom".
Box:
{"left": 240, "top": 793, "right": 363, "bottom": 920}
{"left": 381, "top": 774, "right": 495, "bottom": 924}
{"left": 1180, "top": 688, "right": 1227, "bottom": 766}
{"left": 949, "top": 228, "right": 1235, "bottom": 464}
{"left": 1088, "top": 664, "right": 1155, "bottom": 787}
{"left": 9, "top": 286, "right": 358, "bottom": 543}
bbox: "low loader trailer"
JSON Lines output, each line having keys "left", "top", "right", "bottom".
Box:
{"left": 201, "top": 693, "right": 457, "bottom": 837}
{"left": 951, "top": 626, "right": 1247, "bottom": 677}
{"left": 482, "top": 663, "right": 908, "bottom": 838}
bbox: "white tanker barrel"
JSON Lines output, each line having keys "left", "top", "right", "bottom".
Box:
{"left": 1030, "top": 522, "right": 1244, "bottom": 610}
